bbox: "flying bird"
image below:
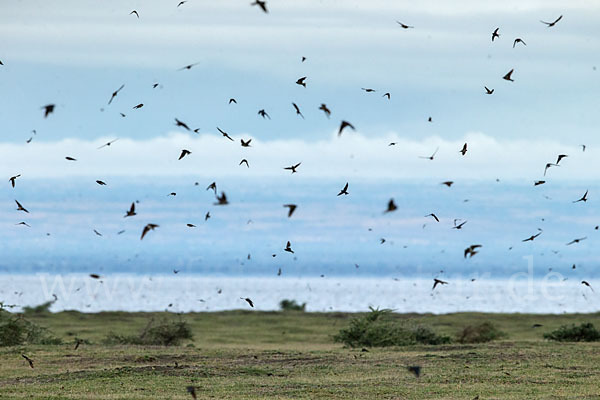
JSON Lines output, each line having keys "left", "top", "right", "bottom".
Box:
{"left": 491, "top": 28, "right": 500, "bottom": 42}
{"left": 534, "top": 180, "right": 546, "bottom": 186}
{"left": 241, "top": 139, "right": 252, "bottom": 147}
{"left": 174, "top": 118, "right": 191, "bottom": 131}
{"left": 177, "top": 1, "right": 187, "bottom": 7}
{"left": 573, "top": 190, "right": 588, "bottom": 203}
{"left": 187, "top": 223, "right": 195, "bottom": 228}
{"left": 284, "top": 241, "right": 294, "bottom": 253}
{"left": 242, "top": 297, "right": 255, "bottom": 307}
{"left": 239, "top": 159, "right": 249, "bottom": 168}
{"left": 581, "top": 281, "right": 594, "bottom": 292}
{"left": 178, "top": 63, "right": 199, "bottom": 71}
{"left": 251, "top": 0, "right": 268, "bottom": 13}
{"left": 89, "top": 274, "right": 101, "bottom": 279}
{"left": 129, "top": 10, "right": 139, "bottom": 18}
{"left": 205, "top": 212, "right": 211, "bottom": 221}
{"left": 140, "top": 224, "right": 159, "bottom": 240}
{"left": 385, "top": 199, "right": 397, "bottom": 213}
{"left": 522, "top": 230, "right": 542, "bottom": 242}
{"left": 206, "top": 182, "right": 217, "bottom": 195}
{"left": 484, "top": 86, "right": 494, "bottom": 94}
{"left": 432, "top": 278, "right": 448, "bottom": 290}
{"left": 97, "top": 138, "right": 119, "bottom": 149}
{"left": 503, "top": 69, "right": 514, "bottom": 81}
{"left": 22, "top": 354, "right": 34, "bottom": 369}
{"left": 108, "top": 85, "right": 125, "bottom": 104}
{"left": 132, "top": 103, "right": 143, "bottom": 109}
{"left": 337, "top": 182, "right": 349, "bottom": 196}
{"left": 464, "top": 244, "right": 482, "bottom": 258}
{"left": 540, "top": 15, "right": 562, "bottom": 27}
{"left": 319, "top": 104, "right": 331, "bottom": 118}
{"left": 283, "top": 204, "right": 297, "bottom": 218}
{"left": 460, "top": 143, "right": 468, "bottom": 156}
{"left": 513, "top": 38, "right": 527, "bottom": 47}
{"left": 217, "top": 127, "right": 235, "bottom": 141}
{"left": 15, "top": 200, "right": 29, "bottom": 213}
{"left": 396, "top": 21, "right": 414, "bottom": 29}
{"left": 296, "top": 77, "right": 307, "bottom": 87}
{"left": 65, "top": 156, "right": 77, "bottom": 161}
{"left": 382, "top": 92, "right": 391, "bottom": 99}
{"left": 419, "top": 147, "right": 439, "bottom": 160}
{"left": 544, "top": 163, "right": 558, "bottom": 176}
{"left": 425, "top": 213, "right": 439, "bottom": 222}
{"left": 338, "top": 120, "right": 355, "bottom": 136}
{"left": 179, "top": 149, "right": 192, "bottom": 160}
{"left": 96, "top": 180, "right": 106, "bottom": 185}
{"left": 16, "top": 222, "right": 31, "bottom": 227}
{"left": 453, "top": 219, "right": 467, "bottom": 229}
{"left": 556, "top": 154, "right": 568, "bottom": 164}
{"left": 214, "top": 192, "right": 228, "bottom": 205}
{"left": 284, "top": 162, "right": 301, "bottom": 173}
{"left": 9, "top": 174, "right": 20, "bottom": 188}
{"left": 361, "top": 88, "right": 376, "bottom": 93}
{"left": 93, "top": 229, "right": 102, "bottom": 237}
{"left": 124, "top": 202, "right": 136, "bottom": 218}
{"left": 441, "top": 181, "right": 454, "bottom": 187}
{"left": 292, "top": 103, "right": 304, "bottom": 118}
{"left": 258, "top": 109, "right": 270, "bottom": 119}
{"left": 566, "top": 237, "right": 587, "bottom": 246}
{"left": 42, "top": 104, "right": 55, "bottom": 118}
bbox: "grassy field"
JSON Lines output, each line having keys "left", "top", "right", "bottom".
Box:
{"left": 2, "top": 310, "right": 600, "bottom": 399}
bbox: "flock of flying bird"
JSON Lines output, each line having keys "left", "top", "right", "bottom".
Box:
{"left": 5, "top": 5, "right": 593, "bottom": 300}
{"left": 5, "top": 1, "right": 595, "bottom": 388}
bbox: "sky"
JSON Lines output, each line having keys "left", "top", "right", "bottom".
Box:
{"left": 0, "top": 0, "right": 599, "bottom": 280}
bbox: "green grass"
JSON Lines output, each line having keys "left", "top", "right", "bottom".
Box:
{"left": 2, "top": 311, "right": 600, "bottom": 399}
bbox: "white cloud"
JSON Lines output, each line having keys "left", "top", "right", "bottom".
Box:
{"left": 0, "top": 131, "right": 591, "bottom": 181}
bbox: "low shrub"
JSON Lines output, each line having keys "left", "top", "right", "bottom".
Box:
{"left": 0, "top": 310, "right": 62, "bottom": 346}
{"left": 334, "top": 307, "right": 450, "bottom": 347}
{"left": 544, "top": 322, "right": 600, "bottom": 342}
{"left": 457, "top": 322, "right": 506, "bottom": 343}
{"left": 279, "top": 299, "right": 306, "bottom": 312}
{"left": 104, "top": 318, "right": 193, "bottom": 346}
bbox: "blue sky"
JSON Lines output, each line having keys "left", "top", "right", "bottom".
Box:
{"left": 1, "top": 0, "right": 599, "bottom": 278}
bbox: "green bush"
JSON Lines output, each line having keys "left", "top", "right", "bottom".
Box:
{"left": 544, "top": 322, "right": 600, "bottom": 342}
{"left": 104, "top": 318, "right": 193, "bottom": 346}
{"left": 279, "top": 299, "right": 306, "bottom": 312}
{"left": 0, "top": 310, "right": 62, "bottom": 346}
{"left": 334, "top": 307, "right": 450, "bottom": 347}
{"left": 457, "top": 322, "right": 506, "bottom": 343}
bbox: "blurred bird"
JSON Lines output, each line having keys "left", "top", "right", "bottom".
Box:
{"left": 251, "top": 0, "right": 268, "bottom": 13}
{"left": 460, "top": 143, "right": 467, "bottom": 155}
{"left": 361, "top": 88, "right": 376, "bottom": 93}
{"left": 140, "top": 224, "right": 159, "bottom": 240}
{"left": 205, "top": 212, "right": 210, "bottom": 221}
{"left": 178, "top": 63, "right": 199, "bottom": 70}
{"left": 513, "top": 38, "right": 527, "bottom": 47}
{"left": 22, "top": 354, "right": 34, "bottom": 369}
{"left": 97, "top": 138, "right": 119, "bottom": 149}
{"left": 229, "top": 98, "right": 237, "bottom": 104}
{"left": 383, "top": 92, "right": 391, "bottom": 99}
{"left": 15, "top": 200, "right": 29, "bottom": 213}
{"left": 241, "top": 139, "right": 252, "bottom": 147}
{"left": 425, "top": 213, "right": 439, "bottom": 222}
{"left": 441, "top": 181, "right": 454, "bottom": 187}
{"left": 385, "top": 199, "right": 397, "bottom": 213}
{"left": 485, "top": 86, "right": 494, "bottom": 94}
{"left": 338, "top": 120, "right": 355, "bottom": 136}
{"left": 419, "top": 147, "right": 439, "bottom": 160}
{"left": 432, "top": 278, "right": 448, "bottom": 290}
{"left": 292, "top": 103, "right": 304, "bottom": 118}
{"left": 239, "top": 159, "right": 249, "bottom": 168}
{"left": 217, "top": 127, "right": 235, "bottom": 141}
{"left": 124, "top": 202, "right": 136, "bottom": 218}
{"left": 503, "top": 69, "right": 514, "bottom": 81}
{"left": 566, "top": 237, "right": 587, "bottom": 246}
{"left": 582, "top": 281, "right": 594, "bottom": 291}
{"left": 534, "top": 180, "right": 546, "bottom": 186}
{"left": 453, "top": 219, "right": 467, "bottom": 229}
{"left": 319, "top": 104, "right": 331, "bottom": 118}
{"left": 284, "top": 162, "right": 301, "bottom": 173}
{"left": 522, "top": 230, "right": 542, "bottom": 242}
{"left": 108, "top": 85, "right": 124, "bottom": 104}
{"left": 9, "top": 174, "right": 20, "bottom": 188}
{"left": 285, "top": 241, "right": 294, "bottom": 253}
{"left": 96, "top": 180, "right": 106, "bottom": 185}
{"left": 129, "top": 10, "right": 139, "bottom": 18}
{"left": 283, "top": 204, "right": 297, "bottom": 218}
{"left": 132, "top": 103, "right": 143, "bottom": 109}
{"left": 175, "top": 118, "right": 191, "bottom": 131}
{"left": 544, "top": 163, "right": 558, "bottom": 176}
{"left": 258, "top": 109, "right": 270, "bottom": 119}
{"left": 65, "top": 156, "right": 77, "bottom": 161}
{"left": 396, "top": 21, "right": 414, "bottom": 29}
{"left": 464, "top": 244, "right": 482, "bottom": 258}
{"left": 206, "top": 182, "right": 217, "bottom": 195}
{"left": 214, "top": 192, "right": 228, "bottom": 205}
{"left": 540, "top": 15, "right": 562, "bottom": 27}
{"left": 42, "top": 104, "right": 55, "bottom": 118}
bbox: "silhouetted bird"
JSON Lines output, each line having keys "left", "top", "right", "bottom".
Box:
{"left": 258, "top": 109, "right": 270, "bottom": 119}
{"left": 503, "top": 69, "right": 514, "bottom": 81}
{"left": 108, "top": 85, "right": 124, "bottom": 104}
{"left": 179, "top": 149, "right": 191, "bottom": 160}
{"left": 556, "top": 154, "right": 568, "bottom": 164}
{"left": 96, "top": 180, "right": 106, "bottom": 185}
{"left": 285, "top": 241, "right": 294, "bottom": 253}
{"left": 296, "top": 77, "right": 307, "bottom": 87}
{"left": 566, "top": 237, "right": 587, "bottom": 246}
{"left": 241, "top": 139, "right": 252, "bottom": 147}
{"left": 419, "top": 147, "right": 439, "bottom": 160}
{"left": 491, "top": 28, "right": 500, "bottom": 42}
{"left": 175, "top": 118, "right": 191, "bottom": 131}
{"left": 178, "top": 63, "right": 199, "bottom": 70}
{"left": 464, "top": 244, "right": 482, "bottom": 258}
{"left": 432, "top": 278, "right": 448, "bottom": 290}
{"left": 229, "top": 98, "right": 237, "bottom": 104}
{"left": 141, "top": 224, "right": 159, "bottom": 240}
{"left": 206, "top": 182, "right": 217, "bottom": 195}
{"left": 251, "top": 0, "right": 268, "bottom": 13}
{"left": 540, "top": 15, "right": 562, "bottom": 27}
{"left": 239, "top": 159, "right": 249, "bottom": 168}
{"left": 485, "top": 86, "right": 494, "bottom": 94}
{"left": 214, "top": 192, "right": 228, "bottom": 205}
{"left": 337, "top": 182, "right": 349, "bottom": 196}
{"left": 283, "top": 204, "right": 297, "bottom": 218}
{"left": 42, "top": 104, "right": 55, "bottom": 118}
{"left": 534, "top": 180, "right": 546, "bottom": 186}
{"left": 9, "top": 174, "right": 20, "bottom": 188}
{"left": 544, "top": 163, "right": 558, "bottom": 176}
{"left": 396, "top": 21, "right": 414, "bottom": 29}
{"left": 582, "top": 281, "right": 594, "bottom": 291}
{"left": 97, "top": 139, "right": 119, "bottom": 149}
{"left": 522, "top": 230, "right": 542, "bottom": 242}
{"left": 573, "top": 190, "right": 588, "bottom": 203}
{"left": 124, "top": 202, "right": 136, "bottom": 218}
{"left": 513, "top": 38, "right": 527, "bottom": 47}
{"left": 242, "top": 297, "right": 255, "bottom": 307}
{"left": 129, "top": 10, "right": 139, "bottom": 18}
{"left": 65, "top": 156, "right": 77, "bottom": 161}
{"left": 385, "top": 199, "right": 397, "bottom": 213}
{"left": 441, "top": 181, "right": 454, "bottom": 187}
{"left": 319, "top": 104, "right": 331, "bottom": 118}
{"left": 425, "top": 213, "right": 439, "bottom": 222}
{"left": 292, "top": 103, "right": 304, "bottom": 118}
{"left": 383, "top": 92, "right": 391, "bottom": 99}
{"left": 217, "top": 127, "right": 235, "bottom": 141}
{"left": 338, "top": 121, "right": 355, "bottom": 136}
{"left": 284, "top": 162, "right": 301, "bottom": 173}
{"left": 15, "top": 200, "right": 29, "bottom": 213}
{"left": 132, "top": 103, "right": 143, "bottom": 109}
{"left": 460, "top": 143, "right": 467, "bottom": 155}
{"left": 453, "top": 219, "right": 467, "bottom": 229}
